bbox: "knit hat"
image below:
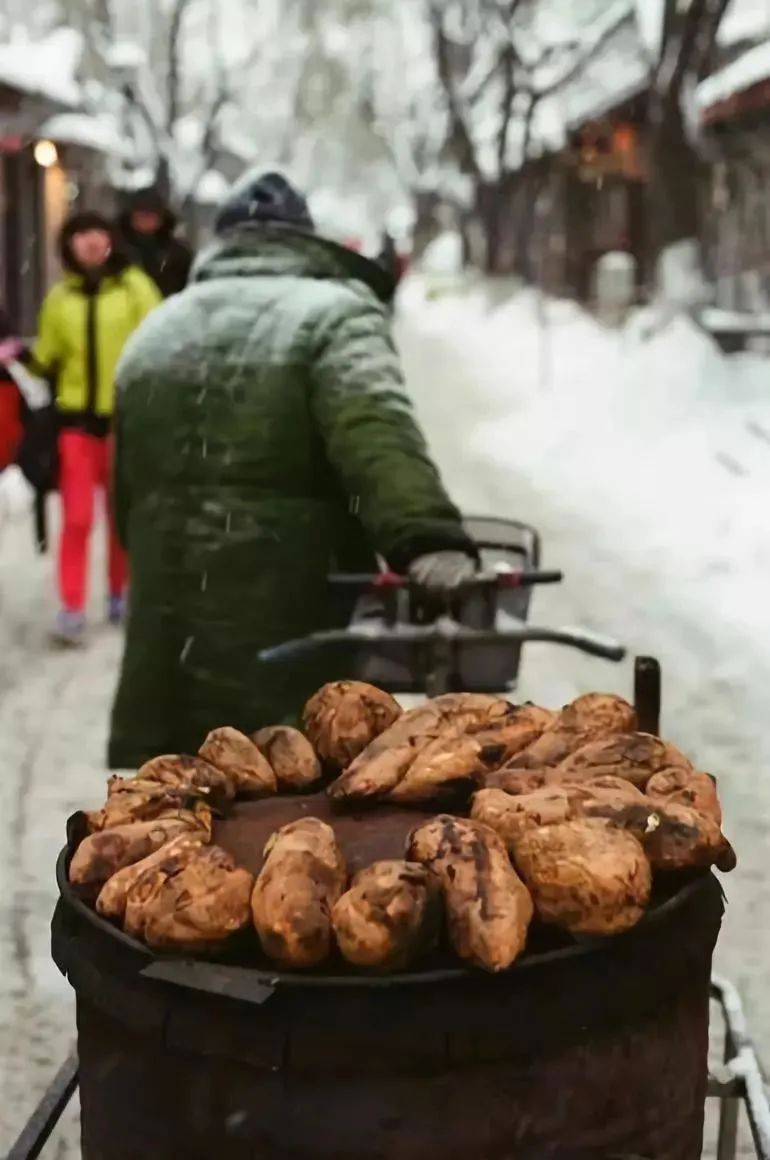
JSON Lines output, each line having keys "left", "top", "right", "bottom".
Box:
{"left": 215, "top": 170, "right": 314, "bottom": 236}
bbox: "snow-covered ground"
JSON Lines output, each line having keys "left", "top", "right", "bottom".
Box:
{"left": 0, "top": 280, "right": 768, "bottom": 1156}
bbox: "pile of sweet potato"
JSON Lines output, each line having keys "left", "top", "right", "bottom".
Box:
{"left": 67, "top": 680, "right": 735, "bottom": 971}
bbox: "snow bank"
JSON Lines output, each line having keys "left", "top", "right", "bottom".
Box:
{"left": 401, "top": 278, "right": 770, "bottom": 645}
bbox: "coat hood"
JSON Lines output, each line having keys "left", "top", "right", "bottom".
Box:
{"left": 59, "top": 212, "right": 129, "bottom": 278}
{"left": 191, "top": 226, "right": 397, "bottom": 304}
{"left": 118, "top": 187, "right": 178, "bottom": 240}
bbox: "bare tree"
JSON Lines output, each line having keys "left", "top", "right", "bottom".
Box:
{"left": 419, "top": 0, "right": 629, "bottom": 274}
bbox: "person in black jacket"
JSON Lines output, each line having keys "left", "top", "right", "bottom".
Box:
{"left": 117, "top": 188, "right": 193, "bottom": 298}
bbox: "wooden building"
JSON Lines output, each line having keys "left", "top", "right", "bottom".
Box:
{"left": 0, "top": 42, "right": 116, "bottom": 335}
{"left": 697, "top": 43, "right": 770, "bottom": 313}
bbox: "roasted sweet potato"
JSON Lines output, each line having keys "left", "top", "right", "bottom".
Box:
{"left": 549, "top": 733, "right": 691, "bottom": 790}
{"left": 327, "top": 695, "right": 521, "bottom": 805}
{"left": 303, "top": 681, "right": 402, "bottom": 769}
{"left": 134, "top": 754, "right": 235, "bottom": 803}
{"left": 514, "top": 818, "right": 651, "bottom": 936}
{"left": 252, "top": 726, "right": 321, "bottom": 791}
{"left": 69, "top": 814, "right": 209, "bottom": 887}
{"left": 484, "top": 767, "right": 548, "bottom": 796}
{"left": 471, "top": 786, "right": 581, "bottom": 850}
{"left": 577, "top": 777, "right": 658, "bottom": 836}
{"left": 407, "top": 815, "right": 533, "bottom": 972}
{"left": 252, "top": 818, "right": 347, "bottom": 968}
{"left": 389, "top": 706, "right": 548, "bottom": 806}
{"left": 473, "top": 780, "right": 656, "bottom": 853}
{"left": 327, "top": 735, "right": 435, "bottom": 805}
{"left": 199, "top": 727, "right": 277, "bottom": 796}
{"left": 646, "top": 767, "right": 722, "bottom": 824}
{"left": 87, "top": 786, "right": 208, "bottom": 833}
{"left": 332, "top": 860, "right": 441, "bottom": 970}
{"left": 643, "top": 802, "right": 735, "bottom": 873}
{"left": 97, "top": 833, "right": 206, "bottom": 922}
{"left": 429, "top": 693, "right": 522, "bottom": 730}
{"left": 387, "top": 728, "right": 486, "bottom": 805}
{"left": 131, "top": 846, "right": 255, "bottom": 951}
{"left": 507, "top": 694, "right": 638, "bottom": 770}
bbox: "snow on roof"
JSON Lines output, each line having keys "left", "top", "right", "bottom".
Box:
{"left": 38, "top": 112, "right": 133, "bottom": 159}
{"left": 516, "top": 10, "right": 649, "bottom": 166}
{"left": 718, "top": 0, "right": 770, "bottom": 47}
{"left": 696, "top": 38, "right": 770, "bottom": 110}
{"left": 0, "top": 27, "right": 82, "bottom": 108}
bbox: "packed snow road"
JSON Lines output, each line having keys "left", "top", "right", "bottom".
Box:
{"left": 0, "top": 282, "right": 766, "bottom": 1156}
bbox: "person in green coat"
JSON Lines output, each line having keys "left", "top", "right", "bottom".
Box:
{"left": 108, "top": 171, "right": 477, "bottom": 769}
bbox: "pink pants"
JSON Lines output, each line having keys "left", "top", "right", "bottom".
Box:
{"left": 58, "top": 430, "right": 127, "bottom": 614}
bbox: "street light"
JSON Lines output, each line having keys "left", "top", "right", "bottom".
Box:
{"left": 34, "top": 139, "right": 59, "bottom": 168}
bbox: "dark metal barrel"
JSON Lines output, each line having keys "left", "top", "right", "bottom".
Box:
{"left": 52, "top": 861, "right": 723, "bottom": 1160}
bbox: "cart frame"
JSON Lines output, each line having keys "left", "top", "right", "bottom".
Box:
{"left": 5, "top": 532, "right": 768, "bottom": 1159}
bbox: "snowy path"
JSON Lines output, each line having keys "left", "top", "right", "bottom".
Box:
{"left": 398, "top": 290, "right": 769, "bottom": 1001}
{"left": 0, "top": 285, "right": 767, "bottom": 1154}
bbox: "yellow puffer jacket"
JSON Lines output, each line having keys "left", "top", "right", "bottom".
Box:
{"left": 34, "top": 264, "right": 160, "bottom": 424}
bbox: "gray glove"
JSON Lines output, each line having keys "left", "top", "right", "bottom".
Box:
{"left": 408, "top": 551, "right": 478, "bottom": 597}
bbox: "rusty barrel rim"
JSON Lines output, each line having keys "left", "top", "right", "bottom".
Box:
{"left": 56, "top": 844, "right": 715, "bottom": 990}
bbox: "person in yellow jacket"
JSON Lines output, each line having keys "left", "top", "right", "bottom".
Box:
{"left": 33, "top": 211, "right": 161, "bottom": 646}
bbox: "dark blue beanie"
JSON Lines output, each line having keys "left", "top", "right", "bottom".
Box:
{"left": 215, "top": 170, "right": 314, "bottom": 236}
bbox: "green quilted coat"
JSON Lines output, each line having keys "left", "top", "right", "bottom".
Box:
{"left": 108, "top": 228, "right": 473, "bottom": 768}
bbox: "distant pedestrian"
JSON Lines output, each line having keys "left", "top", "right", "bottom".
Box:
{"left": 117, "top": 187, "right": 193, "bottom": 298}
{"left": 33, "top": 212, "right": 161, "bottom": 646}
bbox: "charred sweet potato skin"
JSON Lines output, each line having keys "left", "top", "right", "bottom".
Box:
{"left": 96, "top": 833, "right": 207, "bottom": 922}
{"left": 332, "top": 860, "right": 441, "bottom": 970}
{"left": 407, "top": 815, "right": 533, "bottom": 972}
{"left": 252, "top": 726, "right": 321, "bottom": 791}
{"left": 251, "top": 818, "right": 347, "bottom": 968}
{"left": 504, "top": 694, "right": 638, "bottom": 771}
{"left": 134, "top": 754, "right": 235, "bottom": 803}
{"left": 69, "top": 815, "right": 209, "bottom": 887}
{"left": 328, "top": 697, "right": 541, "bottom": 806}
{"left": 646, "top": 767, "right": 722, "bottom": 824}
{"left": 514, "top": 818, "right": 651, "bottom": 936}
{"left": 136, "top": 847, "right": 254, "bottom": 951}
{"left": 200, "top": 727, "right": 277, "bottom": 795}
{"left": 548, "top": 733, "right": 691, "bottom": 790}
{"left": 303, "top": 681, "right": 402, "bottom": 769}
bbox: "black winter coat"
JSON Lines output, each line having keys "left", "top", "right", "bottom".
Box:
{"left": 118, "top": 214, "right": 193, "bottom": 298}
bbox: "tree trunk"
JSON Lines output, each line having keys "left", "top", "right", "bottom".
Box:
{"left": 477, "top": 179, "right": 520, "bottom": 276}
{"left": 648, "top": 92, "right": 702, "bottom": 259}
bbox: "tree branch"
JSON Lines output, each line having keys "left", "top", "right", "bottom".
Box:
{"left": 167, "top": 0, "right": 194, "bottom": 134}
{"left": 532, "top": 7, "right": 629, "bottom": 102}
{"left": 428, "top": 0, "right": 481, "bottom": 179}
{"left": 693, "top": 0, "right": 731, "bottom": 79}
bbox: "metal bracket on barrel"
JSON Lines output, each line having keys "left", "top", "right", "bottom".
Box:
{"left": 141, "top": 959, "right": 276, "bottom": 1005}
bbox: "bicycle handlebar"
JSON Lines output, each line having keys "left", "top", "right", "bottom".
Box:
{"left": 258, "top": 619, "right": 626, "bottom": 665}
{"left": 328, "top": 569, "right": 563, "bottom": 591}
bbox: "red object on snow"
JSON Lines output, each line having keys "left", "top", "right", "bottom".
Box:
{"left": 0, "top": 376, "right": 23, "bottom": 471}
